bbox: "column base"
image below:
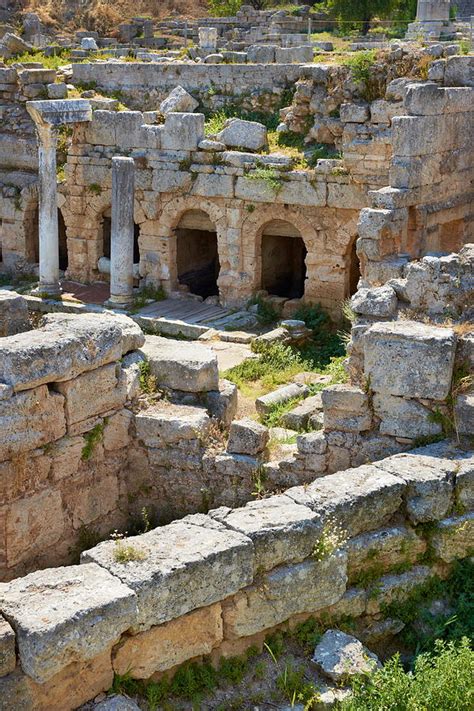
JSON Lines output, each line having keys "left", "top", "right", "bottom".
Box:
{"left": 32, "top": 283, "right": 62, "bottom": 299}
{"left": 104, "top": 296, "right": 134, "bottom": 310}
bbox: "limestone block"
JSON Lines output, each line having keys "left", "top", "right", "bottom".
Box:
{"left": 375, "top": 452, "right": 455, "bottom": 524}
{"left": 95, "top": 696, "right": 141, "bottom": 711}
{"left": 281, "top": 393, "right": 323, "bottom": 430}
{"left": 151, "top": 168, "right": 191, "bottom": 193}
{"left": 370, "top": 99, "right": 404, "bottom": 123}
{"left": 0, "top": 617, "right": 16, "bottom": 677}
{"left": 456, "top": 455, "right": 474, "bottom": 510}
{"left": 0, "top": 386, "right": 66, "bottom": 461}
{"left": 286, "top": 464, "right": 405, "bottom": 537}
{"left": 71, "top": 472, "right": 120, "bottom": 528}
{"left": 227, "top": 418, "right": 269, "bottom": 455}
{"left": 366, "top": 566, "right": 435, "bottom": 614}
{"left": 50, "top": 435, "right": 84, "bottom": 481}
{"left": 454, "top": 394, "right": 474, "bottom": 437}
{"left": 82, "top": 517, "right": 253, "bottom": 631}
{"left": 431, "top": 513, "right": 474, "bottom": 562}
{"left": 364, "top": 321, "right": 456, "bottom": 400}
{"left": 256, "top": 383, "right": 309, "bottom": 416}
{"left": 205, "top": 379, "right": 238, "bottom": 426}
{"left": 247, "top": 45, "right": 276, "bottom": 63}
{"left": 81, "top": 37, "right": 98, "bottom": 50}
{"left": 297, "top": 430, "right": 328, "bottom": 456}
{"left": 0, "top": 564, "right": 137, "bottom": 683}
{"left": 53, "top": 363, "right": 125, "bottom": 427}
{"left": 204, "top": 53, "right": 224, "bottom": 64}
{"left": 322, "top": 385, "right": 372, "bottom": 433}
{"left": 159, "top": 86, "right": 199, "bottom": 114}
{"left": 113, "top": 603, "right": 222, "bottom": 678}
{"left": 5, "top": 489, "right": 64, "bottom": 568}
{"left": 340, "top": 103, "right": 370, "bottom": 123}
{"left": 191, "top": 173, "right": 234, "bottom": 198}
{"left": 84, "top": 111, "right": 119, "bottom": 146}
{"left": 275, "top": 46, "right": 313, "bottom": 63}
{"left": 210, "top": 494, "right": 321, "bottom": 571}
{"left": 140, "top": 335, "right": 218, "bottom": 392}
{"left": 373, "top": 394, "right": 442, "bottom": 439}
{"left": 19, "top": 68, "right": 55, "bottom": 84}
{"left": 43, "top": 312, "right": 145, "bottom": 355}
{"left": 346, "top": 526, "right": 426, "bottom": 579}
{"left": 120, "top": 351, "right": 145, "bottom": 402}
{"left": 47, "top": 82, "right": 67, "bottom": 99}
{"left": 312, "top": 630, "right": 380, "bottom": 682}
{"left": 135, "top": 403, "right": 209, "bottom": 447}
{"left": 444, "top": 55, "right": 474, "bottom": 87}
{"left": 222, "top": 552, "right": 347, "bottom": 639}
{"left": 351, "top": 285, "right": 398, "bottom": 318}
{"left": 0, "top": 315, "right": 122, "bottom": 392}
{"left": 217, "top": 118, "right": 267, "bottom": 151}
{"left": 103, "top": 410, "right": 133, "bottom": 451}
{"left": 161, "top": 113, "right": 205, "bottom": 151}
{"left": 0, "top": 291, "right": 29, "bottom": 337}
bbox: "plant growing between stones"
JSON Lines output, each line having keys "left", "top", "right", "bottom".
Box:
{"left": 87, "top": 182, "right": 102, "bottom": 195}
{"left": 81, "top": 420, "right": 106, "bottom": 460}
{"left": 313, "top": 518, "right": 347, "bottom": 561}
{"left": 111, "top": 530, "right": 147, "bottom": 563}
{"left": 245, "top": 166, "right": 286, "bottom": 193}
{"left": 138, "top": 359, "right": 157, "bottom": 395}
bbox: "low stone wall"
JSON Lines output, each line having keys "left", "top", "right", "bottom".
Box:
{"left": 71, "top": 62, "right": 303, "bottom": 112}
{"left": 0, "top": 440, "right": 472, "bottom": 710}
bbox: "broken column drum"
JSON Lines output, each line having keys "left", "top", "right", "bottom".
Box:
{"left": 109, "top": 156, "right": 135, "bottom": 306}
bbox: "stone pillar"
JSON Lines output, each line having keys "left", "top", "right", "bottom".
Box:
{"left": 37, "top": 123, "right": 60, "bottom": 296}
{"left": 108, "top": 157, "right": 135, "bottom": 306}
{"left": 199, "top": 27, "right": 218, "bottom": 52}
{"left": 416, "top": 0, "right": 450, "bottom": 22}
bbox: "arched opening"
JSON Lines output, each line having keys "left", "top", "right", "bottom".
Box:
{"left": 348, "top": 238, "right": 361, "bottom": 296}
{"left": 175, "top": 209, "right": 220, "bottom": 299}
{"left": 58, "top": 209, "right": 68, "bottom": 271}
{"left": 260, "top": 220, "right": 307, "bottom": 299}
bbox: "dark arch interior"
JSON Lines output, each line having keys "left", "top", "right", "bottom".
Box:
{"left": 102, "top": 214, "right": 140, "bottom": 265}
{"left": 261, "top": 222, "right": 307, "bottom": 299}
{"left": 58, "top": 209, "right": 68, "bottom": 271}
{"left": 349, "top": 239, "right": 361, "bottom": 296}
{"left": 176, "top": 210, "right": 220, "bottom": 299}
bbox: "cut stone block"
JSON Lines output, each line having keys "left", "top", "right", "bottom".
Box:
{"left": 431, "top": 513, "right": 474, "bottom": 562}
{"left": 346, "top": 526, "right": 425, "bottom": 580}
{"left": 256, "top": 383, "right": 309, "bottom": 416}
{"left": 454, "top": 394, "right": 474, "bottom": 437}
{"left": 364, "top": 321, "right": 456, "bottom": 400}
{"left": 161, "top": 112, "right": 205, "bottom": 151}
{"left": 135, "top": 403, "right": 209, "bottom": 447}
{"left": 366, "top": 566, "right": 435, "bottom": 614}
{"left": 222, "top": 552, "right": 347, "bottom": 639}
{"left": 159, "top": 85, "right": 199, "bottom": 114}
{"left": 113, "top": 603, "right": 222, "bottom": 678}
{"left": 281, "top": 393, "right": 323, "bottom": 430}
{"left": 227, "top": 418, "right": 269, "bottom": 455}
{"left": 351, "top": 285, "right": 398, "bottom": 318}
{"left": 217, "top": 118, "right": 267, "bottom": 151}
{"left": 322, "top": 385, "right": 372, "bottom": 433}
{"left": 0, "top": 315, "right": 122, "bottom": 391}
{"left": 0, "top": 616, "right": 16, "bottom": 677}
{"left": 44, "top": 312, "right": 145, "bottom": 355}
{"left": 286, "top": 465, "right": 405, "bottom": 537}
{"left": 373, "top": 393, "right": 442, "bottom": 439}
{"left": 210, "top": 494, "right": 322, "bottom": 571}
{"left": 296, "top": 430, "right": 328, "bottom": 455}
{"left": 0, "top": 385, "right": 66, "bottom": 461}
{"left": 95, "top": 696, "right": 142, "bottom": 711}
{"left": 312, "top": 629, "right": 380, "bottom": 682}
{"left": 0, "top": 290, "right": 29, "bottom": 337}
{"left": 374, "top": 451, "right": 455, "bottom": 524}
{"left": 82, "top": 517, "right": 253, "bottom": 631}
{"left": 0, "top": 564, "right": 137, "bottom": 683}
{"left": 140, "top": 335, "right": 218, "bottom": 392}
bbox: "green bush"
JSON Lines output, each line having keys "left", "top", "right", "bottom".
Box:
{"left": 342, "top": 638, "right": 473, "bottom": 711}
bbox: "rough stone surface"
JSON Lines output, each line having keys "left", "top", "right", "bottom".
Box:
{"left": 364, "top": 321, "right": 456, "bottom": 400}
{"left": 135, "top": 403, "right": 209, "bottom": 447}
{"left": 373, "top": 394, "right": 442, "bottom": 439}
{"left": 43, "top": 312, "right": 144, "bottom": 355}
{"left": 312, "top": 630, "right": 380, "bottom": 682}
{"left": 217, "top": 118, "right": 267, "bottom": 151}
{"left": 0, "top": 616, "right": 16, "bottom": 677}
{"left": 351, "top": 285, "right": 398, "bottom": 318}
{"left": 159, "top": 85, "right": 199, "bottom": 114}
{"left": 113, "top": 603, "right": 222, "bottom": 678}
{"left": 0, "top": 291, "right": 30, "bottom": 337}
{"left": 95, "top": 696, "right": 142, "bottom": 711}
{"left": 227, "top": 418, "right": 269, "bottom": 455}
{"left": 431, "top": 513, "right": 474, "bottom": 562}
{"left": 140, "top": 335, "right": 218, "bottom": 392}
{"left": 82, "top": 518, "right": 253, "bottom": 631}
{"left": 0, "top": 564, "right": 136, "bottom": 683}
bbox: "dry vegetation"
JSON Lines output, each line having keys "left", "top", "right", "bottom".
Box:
{"left": 21, "top": 0, "right": 208, "bottom": 35}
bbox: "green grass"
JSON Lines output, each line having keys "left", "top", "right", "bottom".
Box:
{"left": 5, "top": 48, "right": 72, "bottom": 69}
{"left": 342, "top": 638, "right": 473, "bottom": 711}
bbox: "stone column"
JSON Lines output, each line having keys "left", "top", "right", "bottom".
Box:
{"left": 37, "top": 123, "right": 60, "bottom": 296}
{"left": 108, "top": 157, "right": 135, "bottom": 306}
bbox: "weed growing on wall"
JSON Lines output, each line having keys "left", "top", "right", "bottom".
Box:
{"left": 111, "top": 531, "right": 147, "bottom": 563}
{"left": 81, "top": 420, "right": 106, "bottom": 460}
{"left": 342, "top": 50, "right": 384, "bottom": 102}
{"left": 313, "top": 518, "right": 347, "bottom": 562}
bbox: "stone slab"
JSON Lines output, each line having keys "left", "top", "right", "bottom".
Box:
{"left": 140, "top": 335, "right": 219, "bottom": 392}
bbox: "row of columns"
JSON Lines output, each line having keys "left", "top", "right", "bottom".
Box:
{"left": 29, "top": 99, "right": 136, "bottom": 306}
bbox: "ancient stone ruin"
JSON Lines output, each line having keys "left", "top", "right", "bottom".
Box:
{"left": 0, "top": 2, "right": 473, "bottom": 709}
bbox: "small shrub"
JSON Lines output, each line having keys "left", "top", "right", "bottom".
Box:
{"left": 81, "top": 421, "right": 105, "bottom": 460}
{"left": 343, "top": 50, "right": 383, "bottom": 102}
{"left": 245, "top": 167, "right": 285, "bottom": 193}
{"left": 138, "top": 359, "right": 157, "bottom": 395}
{"left": 111, "top": 531, "right": 147, "bottom": 563}
{"left": 87, "top": 182, "right": 102, "bottom": 195}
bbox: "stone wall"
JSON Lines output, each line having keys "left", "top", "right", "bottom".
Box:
{"left": 0, "top": 440, "right": 472, "bottom": 710}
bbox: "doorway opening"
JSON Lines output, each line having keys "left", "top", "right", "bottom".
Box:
{"left": 348, "top": 238, "right": 361, "bottom": 296}
{"left": 58, "top": 209, "right": 68, "bottom": 271}
{"left": 260, "top": 220, "right": 307, "bottom": 299}
{"left": 175, "top": 210, "right": 220, "bottom": 299}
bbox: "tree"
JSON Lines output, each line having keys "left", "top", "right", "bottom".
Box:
{"left": 325, "top": 0, "right": 416, "bottom": 35}
{"left": 207, "top": 0, "right": 242, "bottom": 17}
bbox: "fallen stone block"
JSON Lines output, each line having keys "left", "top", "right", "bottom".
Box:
{"left": 227, "top": 417, "right": 269, "bottom": 455}
{"left": 159, "top": 85, "right": 199, "bottom": 114}
{"left": 0, "top": 291, "right": 29, "bottom": 337}
{"left": 364, "top": 321, "right": 456, "bottom": 400}
{"left": 0, "top": 564, "right": 137, "bottom": 683}
{"left": 140, "top": 335, "right": 218, "bottom": 392}
{"left": 217, "top": 118, "right": 267, "bottom": 151}
{"left": 256, "top": 383, "right": 309, "bottom": 416}
{"left": 312, "top": 629, "right": 380, "bottom": 682}
{"left": 351, "top": 285, "right": 398, "bottom": 318}
{"left": 210, "top": 494, "right": 321, "bottom": 571}
{"left": 82, "top": 517, "right": 253, "bottom": 631}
